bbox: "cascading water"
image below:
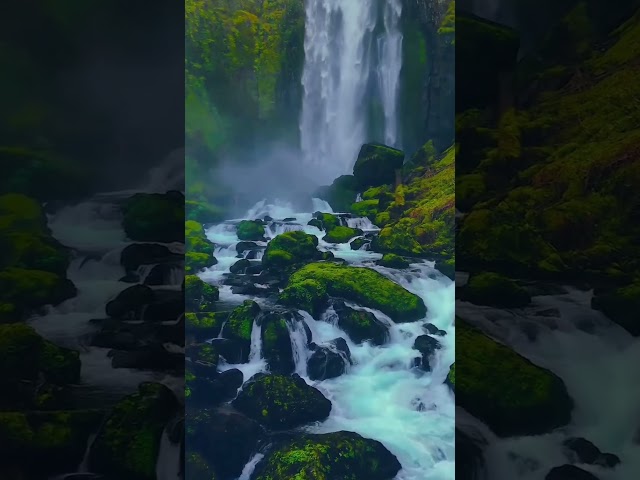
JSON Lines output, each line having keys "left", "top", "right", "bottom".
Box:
{"left": 300, "top": 0, "right": 404, "bottom": 184}
{"left": 200, "top": 201, "right": 455, "bottom": 480}
{"left": 456, "top": 278, "right": 640, "bottom": 479}
{"left": 378, "top": 0, "right": 404, "bottom": 147}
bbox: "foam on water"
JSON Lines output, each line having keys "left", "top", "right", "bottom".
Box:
{"left": 203, "top": 200, "right": 455, "bottom": 479}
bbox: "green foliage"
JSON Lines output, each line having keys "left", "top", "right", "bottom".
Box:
{"left": 236, "top": 220, "right": 266, "bottom": 241}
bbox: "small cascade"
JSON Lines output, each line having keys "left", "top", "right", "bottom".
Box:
{"left": 199, "top": 200, "right": 455, "bottom": 479}
{"left": 238, "top": 453, "right": 265, "bottom": 480}
{"left": 76, "top": 433, "right": 97, "bottom": 473}
{"left": 155, "top": 426, "right": 181, "bottom": 480}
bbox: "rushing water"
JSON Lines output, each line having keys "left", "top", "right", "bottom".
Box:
{"left": 456, "top": 278, "right": 640, "bottom": 479}
{"left": 300, "top": 0, "right": 404, "bottom": 183}
{"left": 201, "top": 200, "right": 455, "bottom": 480}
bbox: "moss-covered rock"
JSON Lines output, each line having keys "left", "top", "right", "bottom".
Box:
{"left": 261, "top": 312, "right": 295, "bottom": 375}
{"left": 462, "top": 272, "right": 532, "bottom": 308}
{"left": 350, "top": 237, "right": 369, "bottom": 251}
{"left": 333, "top": 301, "right": 389, "bottom": 345}
{"left": 186, "top": 407, "right": 263, "bottom": 480}
{"left": 352, "top": 143, "right": 405, "bottom": 189}
{"left": 435, "top": 256, "right": 456, "bottom": 281}
{"left": 89, "top": 382, "right": 178, "bottom": 480}
{"left": 286, "top": 263, "right": 427, "bottom": 323}
{"left": 350, "top": 199, "right": 379, "bottom": 220}
{"left": 591, "top": 281, "right": 640, "bottom": 336}
{"left": 105, "top": 284, "right": 155, "bottom": 319}
{"left": 0, "top": 410, "right": 103, "bottom": 474}
{"left": 236, "top": 220, "right": 266, "bottom": 241}
{"left": 251, "top": 431, "right": 401, "bottom": 480}
{"left": 377, "top": 253, "right": 410, "bottom": 269}
{"left": 185, "top": 275, "right": 219, "bottom": 313}
{"left": 185, "top": 220, "right": 215, "bottom": 254}
{"left": 457, "top": 319, "right": 573, "bottom": 436}
{"left": 221, "top": 300, "right": 261, "bottom": 363}
{"left": 278, "top": 278, "right": 329, "bottom": 318}
{"left": 322, "top": 225, "right": 362, "bottom": 244}
{"left": 314, "top": 175, "right": 359, "bottom": 212}
{"left": 186, "top": 200, "right": 225, "bottom": 224}
{"left": 122, "top": 192, "right": 184, "bottom": 243}
{"left": 312, "top": 212, "right": 341, "bottom": 231}
{"left": 233, "top": 373, "right": 331, "bottom": 429}
{"left": 262, "top": 231, "right": 322, "bottom": 271}
{"left": 446, "top": 363, "right": 455, "bottom": 392}
{"left": 186, "top": 251, "right": 217, "bottom": 274}
{"left": 185, "top": 311, "right": 227, "bottom": 341}
{"left": 0, "top": 268, "right": 76, "bottom": 321}
{"left": 185, "top": 451, "right": 217, "bottom": 480}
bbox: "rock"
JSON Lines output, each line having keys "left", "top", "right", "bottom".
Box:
{"left": 262, "top": 230, "right": 323, "bottom": 271}
{"left": 232, "top": 373, "right": 331, "bottom": 429}
{"left": 456, "top": 429, "right": 485, "bottom": 480}
{"left": 423, "top": 323, "right": 446, "bottom": 336}
{"left": 185, "top": 220, "right": 215, "bottom": 255}
{"left": 563, "top": 437, "right": 621, "bottom": 468}
{"left": 185, "top": 312, "right": 228, "bottom": 342}
{"left": 236, "top": 241, "right": 260, "bottom": 255}
{"left": 110, "top": 346, "right": 183, "bottom": 371}
{"left": 456, "top": 318, "right": 573, "bottom": 436}
{"left": 413, "top": 335, "right": 442, "bottom": 371}
{"left": 462, "top": 272, "right": 531, "bottom": 308}
{"left": 278, "top": 277, "right": 329, "bottom": 316}
{"left": 285, "top": 262, "right": 427, "bottom": 323}
{"left": 105, "top": 284, "right": 154, "bottom": 319}
{"left": 0, "top": 410, "right": 103, "bottom": 475}
{"left": 350, "top": 237, "right": 370, "bottom": 250}
{"left": 230, "top": 258, "right": 251, "bottom": 274}
{"left": 350, "top": 199, "right": 379, "bottom": 220}
{"left": 185, "top": 275, "right": 219, "bottom": 312}
{"left": 261, "top": 312, "right": 295, "bottom": 375}
{"left": 435, "top": 257, "right": 455, "bottom": 280}
{"left": 185, "top": 251, "right": 216, "bottom": 274}
{"left": 377, "top": 253, "right": 410, "bottom": 269}
{"left": 352, "top": 143, "right": 405, "bottom": 189}
{"left": 545, "top": 465, "right": 599, "bottom": 480}
{"left": 144, "top": 263, "right": 182, "bottom": 285}
{"left": 313, "top": 175, "right": 359, "bottom": 212}
{"left": 209, "top": 338, "right": 249, "bottom": 364}
{"left": 143, "top": 290, "right": 183, "bottom": 322}
{"left": 219, "top": 301, "right": 261, "bottom": 363}
{"left": 251, "top": 431, "right": 401, "bottom": 480}
{"left": 236, "top": 220, "right": 265, "bottom": 241}
{"left": 90, "top": 382, "right": 178, "bottom": 480}
{"left": 120, "top": 243, "right": 175, "bottom": 272}
{"left": 323, "top": 226, "right": 363, "bottom": 244}
{"left": 333, "top": 301, "right": 389, "bottom": 345}
{"left": 307, "top": 337, "right": 352, "bottom": 380}
{"left": 122, "top": 192, "right": 183, "bottom": 242}
{"left": 187, "top": 407, "right": 263, "bottom": 480}
{"left": 445, "top": 363, "right": 455, "bottom": 392}
{"left": 592, "top": 282, "right": 640, "bottom": 336}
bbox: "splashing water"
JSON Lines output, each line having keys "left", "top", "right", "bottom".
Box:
{"left": 300, "top": 0, "right": 404, "bottom": 183}
{"left": 201, "top": 200, "right": 455, "bottom": 480}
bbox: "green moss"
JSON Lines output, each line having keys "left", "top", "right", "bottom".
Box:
{"left": 0, "top": 268, "right": 75, "bottom": 318}
{"left": 456, "top": 319, "right": 572, "bottom": 436}
{"left": 122, "top": 193, "right": 183, "bottom": 243}
{"left": 89, "top": 383, "right": 177, "bottom": 480}
{"left": 377, "top": 254, "right": 410, "bottom": 269}
{"left": 353, "top": 143, "right": 405, "bottom": 189}
{"left": 39, "top": 340, "right": 81, "bottom": 385}
{"left": 448, "top": 363, "right": 455, "bottom": 386}
{"left": 263, "top": 231, "right": 321, "bottom": 269}
{"left": 185, "top": 311, "right": 226, "bottom": 339}
{"left": 186, "top": 200, "right": 225, "bottom": 224}
{"left": 278, "top": 279, "right": 328, "bottom": 317}
{"left": 323, "top": 226, "right": 362, "bottom": 244}
{"left": 226, "top": 300, "right": 261, "bottom": 342}
{"left": 232, "top": 374, "right": 331, "bottom": 429}
{"left": 236, "top": 220, "right": 265, "bottom": 241}
{"left": 185, "top": 220, "right": 216, "bottom": 255}
{"left": 464, "top": 272, "right": 531, "bottom": 308}
{"left": 186, "top": 251, "right": 217, "bottom": 274}
{"left": 350, "top": 200, "right": 379, "bottom": 219}
{"left": 592, "top": 281, "right": 640, "bottom": 336}
{"left": 185, "top": 275, "right": 219, "bottom": 312}
{"left": 253, "top": 431, "right": 401, "bottom": 480}
{"left": 286, "top": 262, "right": 426, "bottom": 322}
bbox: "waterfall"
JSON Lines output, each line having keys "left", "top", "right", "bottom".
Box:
{"left": 378, "top": 0, "right": 403, "bottom": 147}
{"left": 300, "top": 0, "right": 403, "bottom": 184}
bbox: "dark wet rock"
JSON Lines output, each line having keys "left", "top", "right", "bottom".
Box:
{"left": 143, "top": 263, "right": 182, "bottom": 286}
{"left": 118, "top": 272, "right": 140, "bottom": 283}
{"left": 143, "top": 289, "right": 183, "bottom": 322}
{"left": 110, "top": 345, "right": 183, "bottom": 371}
{"left": 350, "top": 237, "right": 370, "bottom": 250}
{"left": 535, "top": 308, "right": 561, "bottom": 318}
{"left": 232, "top": 373, "right": 331, "bottom": 429}
{"left": 333, "top": 300, "right": 389, "bottom": 345}
{"left": 307, "top": 337, "right": 352, "bottom": 381}
{"left": 230, "top": 258, "right": 251, "bottom": 274}
{"left": 120, "top": 243, "right": 176, "bottom": 272}
{"left": 105, "top": 284, "right": 154, "bottom": 319}
{"left": 563, "top": 437, "right": 621, "bottom": 468}
{"left": 545, "top": 465, "right": 599, "bottom": 480}
{"left": 413, "top": 335, "right": 442, "bottom": 371}
{"left": 282, "top": 217, "right": 296, "bottom": 222}
{"left": 90, "top": 382, "right": 178, "bottom": 480}
{"left": 236, "top": 241, "right": 261, "bottom": 255}
{"left": 210, "top": 338, "right": 249, "bottom": 364}
{"left": 456, "top": 429, "right": 485, "bottom": 480}
{"left": 352, "top": 143, "right": 405, "bottom": 189}
{"left": 187, "top": 407, "right": 264, "bottom": 480}
{"left": 261, "top": 312, "right": 295, "bottom": 375}
{"left": 251, "top": 431, "right": 401, "bottom": 480}
{"left": 423, "top": 322, "right": 447, "bottom": 336}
